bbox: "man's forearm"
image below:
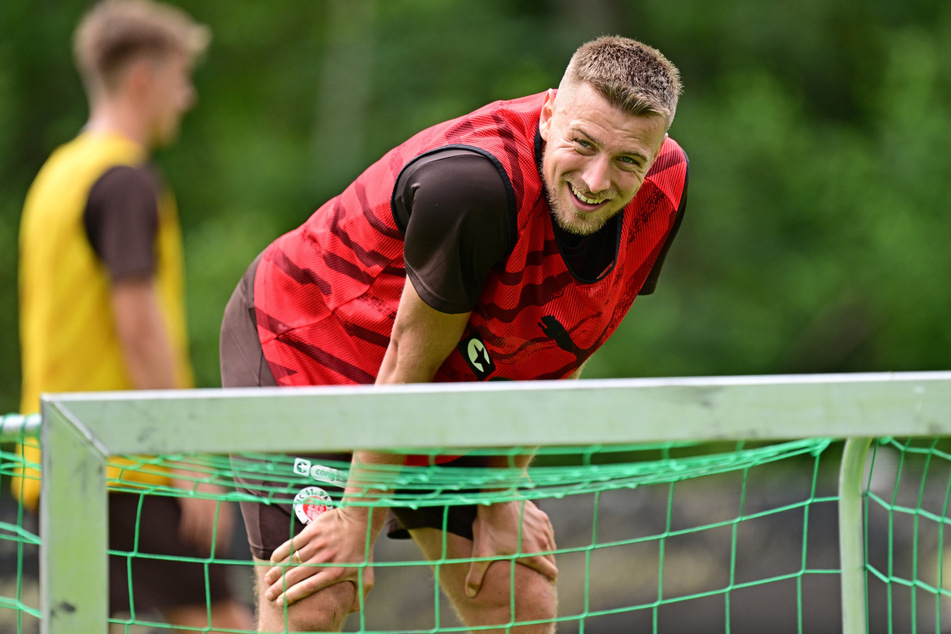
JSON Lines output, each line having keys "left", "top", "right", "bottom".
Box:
{"left": 339, "top": 450, "right": 405, "bottom": 543}
{"left": 485, "top": 452, "right": 535, "bottom": 470}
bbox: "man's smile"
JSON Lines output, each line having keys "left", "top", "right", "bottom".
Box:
{"left": 568, "top": 181, "right": 609, "bottom": 208}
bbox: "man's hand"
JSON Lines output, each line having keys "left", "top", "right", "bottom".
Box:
{"left": 464, "top": 499, "right": 558, "bottom": 598}
{"left": 263, "top": 506, "right": 376, "bottom": 612}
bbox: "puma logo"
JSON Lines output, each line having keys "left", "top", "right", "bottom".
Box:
{"left": 539, "top": 315, "right": 599, "bottom": 364}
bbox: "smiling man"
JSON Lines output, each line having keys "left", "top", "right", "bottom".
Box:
{"left": 221, "top": 35, "right": 688, "bottom": 632}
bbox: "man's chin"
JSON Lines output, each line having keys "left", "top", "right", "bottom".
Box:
{"left": 553, "top": 211, "right": 606, "bottom": 237}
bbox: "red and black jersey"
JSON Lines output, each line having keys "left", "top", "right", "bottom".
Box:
{"left": 253, "top": 91, "right": 688, "bottom": 386}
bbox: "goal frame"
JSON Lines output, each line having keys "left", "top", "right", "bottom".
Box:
{"left": 33, "top": 371, "right": 951, "bottom": 633}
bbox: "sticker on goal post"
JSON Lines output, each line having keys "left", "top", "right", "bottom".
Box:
{"left": 293, "top": 457, "right": 348, "bottom": 485}
{"left": 293, "top": 486, "right": 333, "bottom": 525}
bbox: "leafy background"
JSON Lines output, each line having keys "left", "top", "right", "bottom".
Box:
{"left": 1, "top": 0, "right": 949, "bottom": 414}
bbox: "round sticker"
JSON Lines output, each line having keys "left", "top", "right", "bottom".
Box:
{"left": 293, "top": 486, "right": 333, "bottom": 524}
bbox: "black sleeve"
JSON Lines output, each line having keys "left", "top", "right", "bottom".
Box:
{"left": 83, "top": 165, "right": 160, "bottom": 282}
{"left": 392, "top": 149, "right": 516, "bottom": 314}
{"left": 639, "top": 156, "right": 689, "bottom": 295}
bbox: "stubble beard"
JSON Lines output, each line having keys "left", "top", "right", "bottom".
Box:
{"left": 546, "top": 179, "right": 614, "bottom": 237}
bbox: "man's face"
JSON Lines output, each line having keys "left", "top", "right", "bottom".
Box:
{"left": 141, "top": 51, "right": 196, "bottom": 149}
{"left": 539, "top": 82, "right": 668, "bottom": 236}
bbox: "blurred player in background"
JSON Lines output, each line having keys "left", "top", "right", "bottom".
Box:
{"left": 14, "top": 1, "right": 252, "bottom": 631}
{"left": 221, "top": 35, "right": 688, "bottom": 632}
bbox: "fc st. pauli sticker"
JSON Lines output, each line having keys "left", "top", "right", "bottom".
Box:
{"left": 293, "top": 486, "right": 333, "bottom": 525}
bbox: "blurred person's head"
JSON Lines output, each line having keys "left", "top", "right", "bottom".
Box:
{"left": 539, "top": 36, "right": 682, "bottom": 235}
{"left": 74, "top": 0, "right": 210, "bottom": 149}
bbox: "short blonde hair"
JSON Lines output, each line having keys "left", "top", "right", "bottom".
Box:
{"left": 561, "top": 35, "right": 682, "bottom": 127}
{"left": 73, "top": 0, "right": 210, "bottom": 94}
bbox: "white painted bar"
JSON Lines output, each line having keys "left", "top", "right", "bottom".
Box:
{"left": 40, "top": 401, "right": 109, "bottom": 634}
{"left": 40, "top": 372, "right": 951, "bottom": 455}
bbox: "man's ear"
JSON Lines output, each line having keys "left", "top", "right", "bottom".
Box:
{"left": 123, "top": 57, "right": 155, "bottom": 100}
{"left": 538, "top": 88, "right": 555, "bottom": 141}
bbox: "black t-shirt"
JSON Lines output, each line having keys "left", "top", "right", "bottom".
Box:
{"left": 391, "top": 148, "right": 686, "bottom": 314}
{"left": 83, "top": 164, "right": 161, "bottom": 282}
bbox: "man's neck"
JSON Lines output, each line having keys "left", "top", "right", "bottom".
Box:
{"left": 83, "top": 100, "right": 149, "bottom": 151}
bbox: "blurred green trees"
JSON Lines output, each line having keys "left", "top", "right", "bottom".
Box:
{"left": 1, "top": 0, "right": 949, "bottom": 413}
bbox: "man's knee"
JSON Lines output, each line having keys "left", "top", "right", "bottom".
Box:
{"left": 256, "top": 580, "right": 356, "bottom": 632}
{"left": 466, "top": 561, "right": 557, "bottom": 628}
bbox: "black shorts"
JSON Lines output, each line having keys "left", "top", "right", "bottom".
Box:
{"left": 220, "top": 255, "right": 481, "bottom": 560}
{"left": 108, "top": 492, "right": 235, "bottom": 614}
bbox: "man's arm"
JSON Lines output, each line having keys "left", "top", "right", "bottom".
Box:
{"left": 264, "top": 278, "right": 471, "bottom": 608}
{"left": 91, "top": 166, "right": 179, "bottom": 392}
{"left": 112, "top": 277, "right": 233, "bottom": 554}
{"left": 111, "top": 276, "right": 178, "bottom": 389}
{"left": 356, "top": 277, "right": 471, "bottom": 551}
{"left": 90, "top": 167, "right": 233, "bottom": 554}
{"left": 360, "top": 277, "right": 471, "bottom": 538}
{"left": 376, "top": 277, "right": 472, "bottom": 384}
{"left": 381, "top": 283, "right": 556, "bottom": 598}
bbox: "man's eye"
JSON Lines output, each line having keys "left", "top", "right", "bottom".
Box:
{"left": 618, "top": 156, "right": 642, "bottom": 170}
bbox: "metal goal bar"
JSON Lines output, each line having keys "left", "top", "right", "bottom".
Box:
{"left": 32, "top": 371, "right": 951, "bottom": 633}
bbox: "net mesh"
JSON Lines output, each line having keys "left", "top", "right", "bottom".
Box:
{"left": 863, "top": 437, "right": 951, "bottom": 632}
{"left": 1, "top": 431, "right": 40, "bottom": 634}
{"left": 2, "top": 419, "right": 951, "bottom": 632}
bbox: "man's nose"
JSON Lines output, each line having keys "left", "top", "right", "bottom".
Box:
{"left": 580, "top": 157, "right": 611, "bottom": 194}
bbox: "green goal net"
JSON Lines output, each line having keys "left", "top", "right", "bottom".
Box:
{"left": 2, "top": 372, "right": 950, "bottom": 632}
